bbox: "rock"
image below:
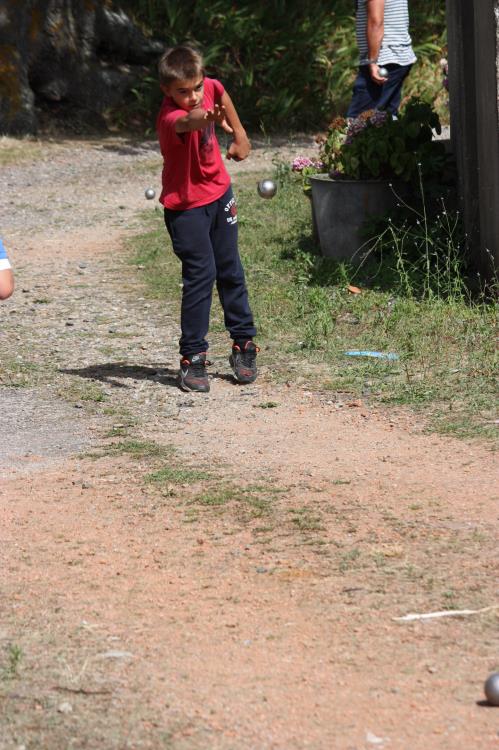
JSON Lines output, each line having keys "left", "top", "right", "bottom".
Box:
{"left": 0, "top": 2, "right": 165, "bottom": 135}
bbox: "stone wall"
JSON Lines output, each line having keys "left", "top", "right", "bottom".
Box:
{"left": 0, "top": 1, "right": 163, "bottom": 135}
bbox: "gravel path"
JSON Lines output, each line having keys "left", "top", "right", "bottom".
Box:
{"left": 1, "top": 134, "right": 497, "bottom": 750}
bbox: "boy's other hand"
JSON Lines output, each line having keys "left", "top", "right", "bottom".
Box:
{"left": 205, "top": 104, "right": 233, "bottom": 133}
{"left": 226, "top": 135, "right": 251, "bottom": 162}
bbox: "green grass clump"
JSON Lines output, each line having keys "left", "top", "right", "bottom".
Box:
{"left": 106, "top": 440, "right": 174, "bottom": 459}
{"left": 146, "top": 466, "right": 206, "bottom": 483}
{"left": 130, "top": 172, "right": 497, "bottom": 443}
{"left": 1, "top": 645, "right": 23, "bottom": 681}
{"left": 0, "top": 137, "right": 44, "bottom": 166}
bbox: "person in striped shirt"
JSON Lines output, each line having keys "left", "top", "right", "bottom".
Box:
{"left": 347, "top": 0, "right": 417, "bottom": 118}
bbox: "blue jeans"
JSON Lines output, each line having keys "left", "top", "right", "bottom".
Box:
{"left": 164, "top": 186, "right": 256, "bottom": 357}
{"left": 346, "top": 63, "right": 413, "bottom": 118}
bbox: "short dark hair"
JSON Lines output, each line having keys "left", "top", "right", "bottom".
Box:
{"left": 158, "top": 45, "right": 204, "bottom": 86}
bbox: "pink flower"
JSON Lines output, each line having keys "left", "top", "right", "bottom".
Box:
{"left": 291, "top": 156, "right": 324, "bottom": 172}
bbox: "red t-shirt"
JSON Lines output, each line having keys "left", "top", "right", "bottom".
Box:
{"left": 156, "top": 77, "right": 231, "bottom": 210}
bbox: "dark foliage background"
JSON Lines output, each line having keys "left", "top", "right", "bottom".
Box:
{"left": 120, "top": 0, "right": 447, "bottom": 131}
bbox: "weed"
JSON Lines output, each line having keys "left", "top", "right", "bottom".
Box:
{"left": 0, "top": 137, "right": 44, "bottom": 166}
{"left": 0, "top": 359, "right": 46, "bottom": 388}
{"left": 442, "top": 589, "right": 459, "bottom": 609}
{"left": 107, "top": 440, "right": 173, "bottom": 459}
{"left": 1, "top": 644, "right": 23, "bottom": 681}
{"left": 339, "top": 547, "right": 361, "bottom": 572}
{"left": 146, "top": 466, "right": 205, "bottom": 484}
{"left": 62, "top": 381, "right": 107, "bottom": 403}
{"left": 289, "top": 507, "right": 325, "bottom": 532}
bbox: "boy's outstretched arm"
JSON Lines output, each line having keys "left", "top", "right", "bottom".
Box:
{"left": 220, "top": 91, "right": 251, "bottom": 161}
{"left": 175, "top": 105, "right": 230, "bottom": 133}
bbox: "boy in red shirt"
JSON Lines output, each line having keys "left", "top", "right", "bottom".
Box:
{"left": 157, "top": 45, "right": 258, "bottom": 393}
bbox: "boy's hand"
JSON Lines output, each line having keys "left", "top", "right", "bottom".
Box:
{"left": 226, "top": 135, "right": 251, "bottom": 162}
{"left": 205, "top": 104, "right": 233, "bottom": 133}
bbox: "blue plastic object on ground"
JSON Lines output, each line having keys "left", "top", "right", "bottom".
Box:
{"left": 344, "top": 350, "right": 399, "bottom": 361}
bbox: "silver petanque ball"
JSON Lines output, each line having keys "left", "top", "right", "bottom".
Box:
{"left": 144, "top": 187, "right": 156, "bottom": 200}
{"left": 484, "top": 672, "right": 499, "bottom": 706}
{"left": 378, "top": 66, "right": 388, "bottom": 77}
{"left": 257, "top": 179, "right": 277, "bottom": 199}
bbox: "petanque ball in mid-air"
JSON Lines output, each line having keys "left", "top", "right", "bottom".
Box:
{"left": 484, "top": 673, "right": 499, "bottom": 706}
{"left": 145, "top": 187, "right": 156, "bottom": 200}
{"left": 257, "top": 179, "right": 277, "bottom": 199}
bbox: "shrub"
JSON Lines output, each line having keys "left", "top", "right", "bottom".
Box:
{"left": 120, "top": 0, "right": 447, "bottom": 131}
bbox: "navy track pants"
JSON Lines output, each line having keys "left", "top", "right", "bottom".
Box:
{"left": 164, "top": 186, "right": 256, "bottom": 357}
{"left": 346, "top": 63, "right": 413, "bottom": 118}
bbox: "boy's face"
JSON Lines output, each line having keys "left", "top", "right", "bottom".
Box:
{"left": 162, "top": 76, "right": 204, "bottom": 111}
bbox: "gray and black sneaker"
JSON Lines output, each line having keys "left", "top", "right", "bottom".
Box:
{"left": 179, "top": 352, "right": 210, "bottom": 392}
{"left": 229, "top": 341, "right": 259, "bottom": 384}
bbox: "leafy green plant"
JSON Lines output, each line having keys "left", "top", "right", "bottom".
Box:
{"left": 120, "top": 0, "right": 447, "bottom": 131}
{"left": 315, "top": 99, "right": 446, "bottom": 183}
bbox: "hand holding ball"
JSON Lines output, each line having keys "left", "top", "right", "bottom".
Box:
{"left": 378, "top": 66, "right": 388, "bottom": 78}
{"left": 145, "top": 188, "right": 156, "bottom": 200}
{"left": 257, "top": 179, "right": 277, "bottom": 199}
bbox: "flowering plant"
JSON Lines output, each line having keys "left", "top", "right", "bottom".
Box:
{"left": 440, "top": 57, "right": 449, "bottom": 109}
{"left": 440, "top": 57, "right": 449, "bottom": 91}
{"left": 291, "top": 156, "right": 324, "bottom": 172}
{"left": 291, "top": 155, "right": 325, "bottom": 194}
{"left": 293, "top": 98, "right": 447, "bottom": 185}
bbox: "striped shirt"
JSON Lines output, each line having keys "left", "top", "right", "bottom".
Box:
{"left": 355, "top": 0, "right": 417, "bottom": 66}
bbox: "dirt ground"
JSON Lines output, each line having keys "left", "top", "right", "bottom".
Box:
{"left": 0, "top": 135, "right": 498, "bottom": 750}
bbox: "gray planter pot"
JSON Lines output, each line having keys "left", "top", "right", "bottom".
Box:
{"left": 309, "top": 174, "right": 399, "bottom": 263}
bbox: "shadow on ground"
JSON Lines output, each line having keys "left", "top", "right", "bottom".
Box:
{"left": 60, "top": 362, "right": 235, "bottom": 388}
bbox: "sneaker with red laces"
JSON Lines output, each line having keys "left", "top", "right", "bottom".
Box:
{"left": 179, "top": 352, "right": 210, "bottom": 392}
{"left": 229, "top": 341, "right": 259, "bottom": 384}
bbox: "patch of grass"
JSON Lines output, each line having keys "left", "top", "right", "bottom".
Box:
{"left": 107, "top": 440, "right": 174, "bottom": 459}
{"left": 146, "top": 465, "right": 205, "bottom": 483}
{"left": 129, "top": 173, "right": 497, "bottom": 443}
{"left": 0, "top": 359, "right": 47, "bottom": 388}
{"left": 339, "top": 547, "right": 362, "bottom": 573}
{"left": 58, "top": 379, "right": 109, "bottom": 406}
{"left": 189, "top": 481, "right": 280, "bottom": 521}
{"left": 0, "top": 137, "right": 44, "bottom": 166}
{"left": 193, "top": 487, "right": 233, "bottom": 507}
{"left": 289, "top": 507, "right": 325, "bottom": 532}
{"left": 1, "top": 644, "right": 23, "bottom": 681}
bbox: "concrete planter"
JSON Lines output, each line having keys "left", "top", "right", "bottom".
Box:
{"left": 309, "top": 174, "right": 399, "bottom": 263}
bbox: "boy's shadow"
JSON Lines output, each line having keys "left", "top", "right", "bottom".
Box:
{"left": 59, "top": 362, "right": 234, "bottom": 389}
